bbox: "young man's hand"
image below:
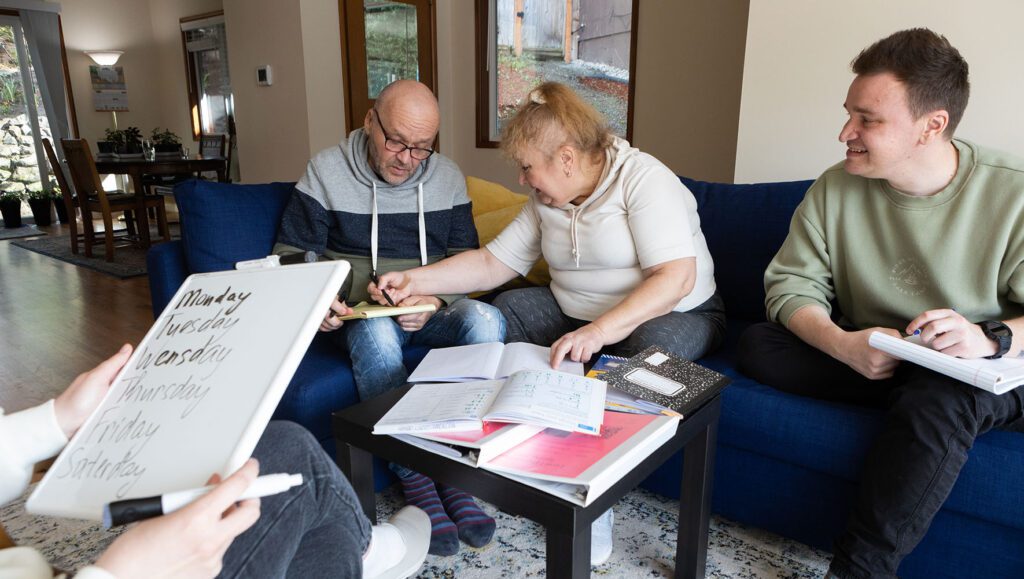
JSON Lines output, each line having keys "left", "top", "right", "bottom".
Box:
{"left": 835, "top": 327, "right": 902, "bottom": 380}
{"left": 54, "top": 344, "right": 133, "bottom": 438}
{"left": 371, "top": 272, "right": 413, "bottom": 305}
{"left": 906, "top": 309, "right": 998, "bottom": 358}
{"left": 95, "top": 459, "right": 262, "bottom": 578}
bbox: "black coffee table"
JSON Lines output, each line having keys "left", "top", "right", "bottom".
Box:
{"left": 332, "top": 385, "right": 720, "bottom": 579}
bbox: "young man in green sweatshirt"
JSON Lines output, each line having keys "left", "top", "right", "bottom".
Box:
{"left": 737, "top": 28, "right": 1024, "bottom": 579}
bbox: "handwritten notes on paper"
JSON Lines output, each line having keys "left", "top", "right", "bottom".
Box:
{"left": 28, "top": 262, "right": 349, "bottom": 520}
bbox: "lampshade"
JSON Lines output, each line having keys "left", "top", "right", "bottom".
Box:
{"left": 84, "top": 50, "right": 123, "bottom": 66}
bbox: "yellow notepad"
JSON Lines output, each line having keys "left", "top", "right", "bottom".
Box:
{"left": 337, "top": 301, "right": 437, "bottom": 320}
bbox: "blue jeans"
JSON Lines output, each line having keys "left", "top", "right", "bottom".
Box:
{"left": 218, "top": 421, "right": 372, "bottom": 579}
{"left": 343, "top": 298, "right": 506, "bottom": 401}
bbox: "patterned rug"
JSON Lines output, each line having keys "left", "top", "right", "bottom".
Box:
{"left": 0, "top": 224, "right": 46, "bottom": 241}
{"left": 11, "top": 234, "right": 151, "bottom": 278}
{"left": 2, "top": 484, "right": 830, "bottom": 577}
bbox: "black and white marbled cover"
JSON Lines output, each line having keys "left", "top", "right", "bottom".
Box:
{"left": 602, "top": 346, "right": 729, "bottom": 415}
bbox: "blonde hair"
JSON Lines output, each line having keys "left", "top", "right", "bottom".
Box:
{"left": 500, "top": 82, "right": 612, "bottom": 162}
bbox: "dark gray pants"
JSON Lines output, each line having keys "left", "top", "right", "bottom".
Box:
{"left": 492, "top": 286, "right": 727, "bottom": 361}
{"left": 218, "top": 421, "right": 371, "bottom": 579}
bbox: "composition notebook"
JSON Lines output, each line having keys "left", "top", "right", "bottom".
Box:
{"left": 27, "top": 261, "right": 350, "bottom": 521}
{"left": 869, "top": 332, "right": 1024, "bottom": 394}
{"left": 601, "top": 346, "right": 730, "bottom": 416}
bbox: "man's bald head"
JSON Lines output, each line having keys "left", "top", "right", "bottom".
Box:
{"left": 364, "top": 80, "right": 441, "bottom": 185}
{"left": 375, "top": 80, "right": 440, "bottom": 134}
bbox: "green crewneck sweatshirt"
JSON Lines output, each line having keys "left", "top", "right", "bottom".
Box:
{"left": 766, "top": 139, "right": 1024, "bottom": 330}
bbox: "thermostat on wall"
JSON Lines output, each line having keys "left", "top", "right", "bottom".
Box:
{"left": 256, "top": 65, "right": 273, "bottom": 86}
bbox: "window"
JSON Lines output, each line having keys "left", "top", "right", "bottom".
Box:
{"left": 475, "top": 0, "right": 639, "bottom": 147}
{"left": 340, "top": 0, "right": 436, "bottom": 132}
{"left": 0, "top": 14, "right": 60, "bottom": 215}
{"left": 181, "top": 12, "right": 233, "bottom": 141}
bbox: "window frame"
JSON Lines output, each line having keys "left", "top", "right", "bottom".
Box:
{"left": 474, "top": 0, "right": 639, "bottom": 148}
{"left": 180, "top": 10, "right": 227, "bottom": 142}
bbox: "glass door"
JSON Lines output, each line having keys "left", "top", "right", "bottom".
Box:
{"left": 0, "top": 15, "right": 53, "bottom": 218}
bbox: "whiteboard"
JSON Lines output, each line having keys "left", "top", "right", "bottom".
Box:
{"left": 27, "top": 261, "right": 350, "bottom": 521}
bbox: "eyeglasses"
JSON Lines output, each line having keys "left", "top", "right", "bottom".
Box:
{"left": 372, "top": 108, "right": 435, "bottom": 161}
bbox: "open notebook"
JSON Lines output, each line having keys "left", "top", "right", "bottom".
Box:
{"left": 869, "top": 332, "right": 1024, "bottom": 394}
{"left": 407, "top": 342, "right": 584, "bottom": 382}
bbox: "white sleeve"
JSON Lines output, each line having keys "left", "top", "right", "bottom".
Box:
{"left": 0, "top": 401, "right": 68, "bottom": 505}
{"left": 485, "top": 199, "right": 543, "bottom": 275}
{"left": 624, "top": 166, "right": 697, "bottom": 269}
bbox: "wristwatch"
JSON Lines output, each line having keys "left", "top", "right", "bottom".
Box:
{"left": 977, "top": 320, "right": 1013, "bottom": 359}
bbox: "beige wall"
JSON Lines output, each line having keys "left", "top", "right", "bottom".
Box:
{"left": 61, "top": 0, "right": 221, "bottom": 145}
{"left": 61, "top": 0, "right": 162, "bottom": 144}
{"left": 735, "top": 0, "right": 1024, "bottom": 183}
{"left": 440, "top": 1, "right": 750, "bottom": 191}
{"left": 221, "top": 0, "right": 344, "bottom": 183}
{"left": 147, "top": 0, "right": 224, "bottom": 149}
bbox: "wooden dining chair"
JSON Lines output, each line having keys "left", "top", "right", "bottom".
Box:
{"left": 60, "top": 138, "right": 170, "bottom": 262}
{"left": 41, "top": 138, "right": 82, "bottom": 253}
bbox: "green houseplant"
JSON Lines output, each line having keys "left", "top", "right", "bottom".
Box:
{"left": 151, "top": 127, "right": 182, "bottom": 154}
{"left": 0, "top": 189, "right": 25, "bottom": 228}
{"left": 26, "top": 187, "right": 53, "bottom": 226}
{"left": 102, "top": 126, "right": 143, "bottom": 156}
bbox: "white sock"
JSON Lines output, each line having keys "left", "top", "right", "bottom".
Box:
{"left": 362, "top": 523, "right": 407, "bottom": 578}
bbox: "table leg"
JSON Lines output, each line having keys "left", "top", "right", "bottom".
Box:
{"left": 127, "top": 169, "right": 151, "bottom": 248}
{"left": 676, "top": 418, "right": 718, "bottom": 578}
{"left": 337, "top": 442, "right": 377, "bottom": 524}
{"left": 546, "top": 518, "right": 591, "bottom": 579}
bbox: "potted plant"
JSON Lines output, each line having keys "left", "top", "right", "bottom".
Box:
{"left": 151, "top": 128, "right": 182, "bottom": 154}
{"left": 99, "top": 127, "right": 124, "bottom": 156}
{"left": 119, "top": 126, "right": 143, "bottom": 156}
{"left": 51, "top": 182, "right": 70, "bottom": 224}
{"left": 0, "top": 189, "right": 25, "bottom": 228}
{"left": 26, "top": 187, "right": 53, "bottom": 226}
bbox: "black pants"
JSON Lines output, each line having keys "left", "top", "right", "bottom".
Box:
{"left": 737, "top": 322, "right": 1024, "bottom": 579}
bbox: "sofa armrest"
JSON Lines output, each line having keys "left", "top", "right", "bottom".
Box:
{"left": 147, "top": 240, "right": 189, "bottom": 318}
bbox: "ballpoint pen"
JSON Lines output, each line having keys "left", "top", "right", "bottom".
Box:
{"left": 371, "top": 270, "right": 396, "bottom": 307}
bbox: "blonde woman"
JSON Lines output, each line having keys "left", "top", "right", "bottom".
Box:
{"left": 374, "top": 82, "right": 725, "bottom": 565}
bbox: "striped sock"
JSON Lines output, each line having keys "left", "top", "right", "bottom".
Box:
{"left": 438, "top": 484, "right": 496, "bottom": 548}
{"left": 395, "top": 470, "right": 459, "bottom": 556}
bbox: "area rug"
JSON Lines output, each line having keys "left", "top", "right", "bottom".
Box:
{"left": 0, "top": 224, "right": 46, "bottom": 241}
{"left": 11, "top": 234, "right": 151, "bottom": 278}
{"left": 1, "top": 483, "right": 830, "bottom": 577}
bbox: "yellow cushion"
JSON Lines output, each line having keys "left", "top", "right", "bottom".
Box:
{"left": 466, "top": 176, "right": 551, "bottom": 288}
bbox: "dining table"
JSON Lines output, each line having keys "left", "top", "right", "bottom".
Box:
{"left": 94, "top": 155, "right": 228, "bottom": 248}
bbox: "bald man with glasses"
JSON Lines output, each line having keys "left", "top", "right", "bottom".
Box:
{"left": 273, "top": 80, "right": 504, "bottom": 557}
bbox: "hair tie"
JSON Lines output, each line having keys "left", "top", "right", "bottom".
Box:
{"left": 529, "top": 88, "right": 546, "bottom": 105}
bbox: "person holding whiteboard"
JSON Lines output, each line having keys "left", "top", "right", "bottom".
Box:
{"left": 0, "top": 345, "right": 430, "bottom": 579}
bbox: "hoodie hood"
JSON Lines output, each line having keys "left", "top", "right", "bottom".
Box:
{"left": 344, "top": 128, "right": 436, "bottom": 191}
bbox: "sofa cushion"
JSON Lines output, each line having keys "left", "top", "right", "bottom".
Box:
{"left": 174, "top": 179, "right": 296, "bottom": 273}
{"left": 683, "top": 177, "right": 812, "bottom": 321}
{"left": 466, "top": 176, "right": 551, "bottom": 287}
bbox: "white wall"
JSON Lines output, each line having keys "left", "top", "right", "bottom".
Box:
{"left": 735, "top": 0, "right": 1024, "bottom": 183}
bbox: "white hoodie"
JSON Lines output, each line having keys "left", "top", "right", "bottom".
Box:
{"left": 487, "top": 137, "right": 716, "bottom": 321}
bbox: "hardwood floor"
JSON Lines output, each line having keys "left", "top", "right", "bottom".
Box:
{"left": 0, "top": 223, "right": 155, "bottom": 412}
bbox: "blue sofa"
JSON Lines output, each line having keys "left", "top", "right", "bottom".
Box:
{"left": 148, "top": 178, "right": 1024, "bottom": 579}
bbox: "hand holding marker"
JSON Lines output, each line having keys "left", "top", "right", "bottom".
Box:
{"left": 103, "top": 473, "right": 303, "bottom": 528}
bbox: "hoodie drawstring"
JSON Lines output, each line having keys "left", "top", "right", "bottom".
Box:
{"left": 371, "top": 181, "right": 429, "bottom": 276}
{"left": 569, "top": 206, "right": 581, "bottom": 268}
